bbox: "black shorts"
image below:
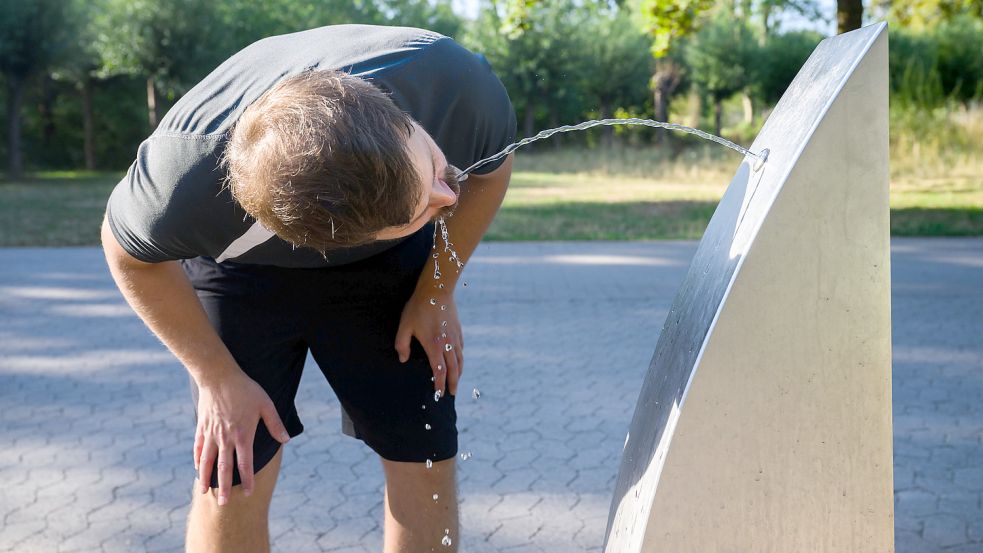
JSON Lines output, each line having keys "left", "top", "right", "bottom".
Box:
{"left": 181, "top": 222, "right": 457, "bottom": 488}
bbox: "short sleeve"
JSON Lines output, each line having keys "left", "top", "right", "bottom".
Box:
{"left": 379, "top": 37, "right": 517, "bottom": 176}
{"left": 106, "top": 134, "right": 248, "bottom": 263}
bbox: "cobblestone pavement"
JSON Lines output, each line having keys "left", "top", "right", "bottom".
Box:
{"left": 1, "top": 238, "right": 980, "bottom": 552}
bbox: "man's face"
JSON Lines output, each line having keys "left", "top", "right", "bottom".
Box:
{"left": 372, "top": 122, "right": 460, "bottom": 242}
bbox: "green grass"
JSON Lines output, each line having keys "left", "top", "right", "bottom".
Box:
{"left": 0, "top": 172, "right": 119, "bottom": 247}
{"left": 2, "top": 143, "right": 982, "bottom": 247}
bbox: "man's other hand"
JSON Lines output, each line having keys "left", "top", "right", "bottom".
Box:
{"left": 194, "top": 370, "right": 290, "bottom": 505}
{"left": 395, "top": 288, "right": 464, "bottom": 397}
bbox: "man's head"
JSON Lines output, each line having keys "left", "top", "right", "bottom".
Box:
{"left": 223, "top": 69, "right": 459, "bottom": 252}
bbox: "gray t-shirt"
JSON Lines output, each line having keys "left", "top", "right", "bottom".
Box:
{"left": 107, "top": 24, "right": 516, "bottom": 268}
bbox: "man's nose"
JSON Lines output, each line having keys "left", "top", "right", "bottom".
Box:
{"left": 433, "top": 177, "right": 458, "bottom": 207}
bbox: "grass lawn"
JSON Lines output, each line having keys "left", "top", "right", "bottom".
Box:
{"left": 1, "top": 157, "right": 981, "bottom": 247}
{"left": 0, "top": 172, "right": 119, "bottom": 247}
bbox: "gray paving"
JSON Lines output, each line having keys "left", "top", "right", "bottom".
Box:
{"left": 0, "top": 238, "right": 980, "bottom": 552}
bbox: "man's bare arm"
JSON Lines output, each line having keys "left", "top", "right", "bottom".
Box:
{"left": 100, "top": 215, "right": 289, "bottom": 504}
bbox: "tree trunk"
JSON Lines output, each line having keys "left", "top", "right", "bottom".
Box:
{"left": 837, "top": 0, "right": 863, "bottom": 34}
{"left": 523, "top": 100, "right": 535, "bottom": 142}
{"left": 714, "top": 97, "right": 723, "bottom": 137}
{"left": 761, "top": 2, "right": 774, "bottom": 39}
{"left": 651, "top": 59, "right": 682, "bottom": 145}
{"left": 6, "top": 77, "right": 25, "bottom": 180}
{"left": 147, "top": 76, "right": 159, "bottom": 130}
{"left": 741, "top": 92, "right": 754, "bottom": 124}
{"left": 39, "top": 74, "right": 57, "bottom": 148}
{"left": 688, "top": 90, "right": 702, "bottom": 128}
{"left": 82, "top": 77, "right": 96, "bottom": 171}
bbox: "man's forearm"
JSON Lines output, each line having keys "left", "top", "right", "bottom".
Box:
{"left": 101, "top": 216, "right": 242, "bottom": 388}
{"left": 420, "top": 153, "right": 514, "bottom": 292}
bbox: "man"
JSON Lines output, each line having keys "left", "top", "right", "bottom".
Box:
{"left": 101, "top": 24, "right": 515, "bottom": 552}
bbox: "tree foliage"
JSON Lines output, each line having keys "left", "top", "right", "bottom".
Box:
{"left": 3, "top": 0, "right": 982, "bottom": 175}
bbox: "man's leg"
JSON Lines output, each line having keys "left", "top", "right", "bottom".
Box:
{"left": 186, "top": 446, "right": 284, "bottom": 553}
{"left": 381, "top": 457, "right": 458, "bottom": 553}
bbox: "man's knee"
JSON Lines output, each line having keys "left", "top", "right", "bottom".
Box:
{"left": 382, "top": 457, "right": 456, "bottom": 486}
{"left": 189, "top": 446, "right": 283, "bottom": 523}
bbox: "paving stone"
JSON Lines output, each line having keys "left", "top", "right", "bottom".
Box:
{"left": 921, "top": 514, "right": 968, "bottom": 548}
{"left": 1, "top": 240, "right": 981, "bottom": 552}
{"left": 954, "top": 467, "right": 983, "bottom": 491}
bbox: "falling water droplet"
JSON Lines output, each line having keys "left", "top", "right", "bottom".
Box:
{"left": 437, "top": 364, "right": 443, "bottom": 371}
{"left": 425, "top": 423, "right": 432, "bottom": 430}
{"left": 438, "top": 283, "right": 445, "bottom": 289}
{"left": 440, "top": 305, "right": 447, "bottom": 311}
{"left": 426, "top": 459, "right": 433, "bottom": 469}
{"left": 432, "top": 493, "right": 439, "bottom": 501}
{"left": 459, "top": 451, "right": 472, "bottom": 461}
{"left": 434, "top": 390, "right": 442, "bottom": 402}
{"left": 444, "top": 344, "right": 453, "bottom": 351}
{"left": 422, "top": 404, "right": 427, "bottom": 410}
{"left": 441, "top": 535, "right": 452, "bottom": 546}
{"left": 472, "top": 388, "right": 480, "bottom": 400}
{"left": 429, "top": 298, "right": 437, "bottom": 305}
{"left": 441, "top": 332, "right": 447, "bottom": 338}
{"left": 463, "top": 282, "right": 468, "bottom": 287}
{"left": 441, "top": 321, "right": 448, "bottom": 327}
{"left": 432, "top": 253, "right": 439, "bottom": 259}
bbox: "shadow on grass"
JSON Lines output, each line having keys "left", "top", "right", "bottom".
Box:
{"left": 890, "top": 207, "right": 983, "bottom": 236}
{"left": 487, "top": 202, "right": 983, "bottom": 241}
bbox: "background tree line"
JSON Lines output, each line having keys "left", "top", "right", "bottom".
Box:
{"left": 1, "top": 0, "right": 981, "bottom": 179}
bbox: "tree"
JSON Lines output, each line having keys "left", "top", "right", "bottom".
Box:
{"left": 883, "top": 0, "right": 983, "bottom": 29}
{"left": 0, "top": 0, "right": 70, "bottom": 178}
{"left": 385, "top": 0, "right": 463, "bottom": 38}
{"left": 94, "top": 0, "right": 226, "bottom": 130}
{"left": 636, "top": 0, "right": 714, "bottom": 143}
{"left": 463, "top": 0, "right": 589, "bottom": 141}
{"left": 684, "top": 15, "right": 759, "bottom": 135}
{"left": 48, "top": 0, "right": 104, "bottom": 170}
{"left": 579, "top": 8, "right": 654, "bottom": 147}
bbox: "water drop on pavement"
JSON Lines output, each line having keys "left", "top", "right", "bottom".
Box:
{"left": 472, "top": 388, "right": 480, "bottom": 400}
{"left": 459, "top": 451, "right": 472, "bottom": 461}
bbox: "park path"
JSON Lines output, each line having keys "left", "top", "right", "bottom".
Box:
{"left": 1, "top": 238, "right": 981, "bottom": 552}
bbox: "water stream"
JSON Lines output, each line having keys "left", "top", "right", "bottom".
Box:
{"left": 456, "top": 117, "right": 768, "bottom": 179}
